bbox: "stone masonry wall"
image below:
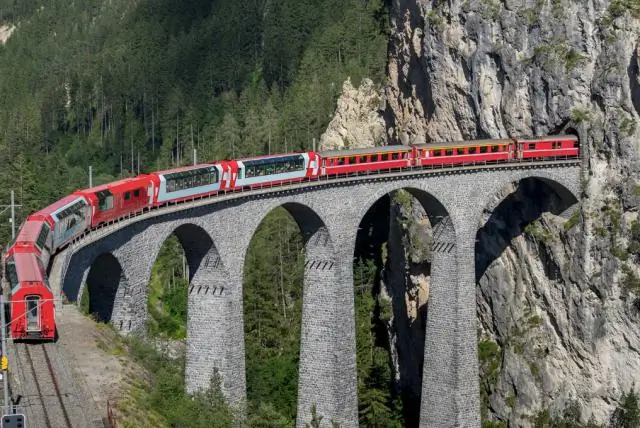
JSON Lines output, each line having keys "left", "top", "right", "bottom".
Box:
{"left": 55, "top": 163, "right": 580, "bottom": 427}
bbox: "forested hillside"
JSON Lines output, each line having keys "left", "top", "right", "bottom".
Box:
{"left": 0, "top": 0, "right": 393, "bottom": 426}
{"left": 0, "top": 0, "right": 388, "bottom": 244}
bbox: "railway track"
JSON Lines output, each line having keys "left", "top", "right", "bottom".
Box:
{"left": 17, "top": 343, "right": 73, "bottom": 428}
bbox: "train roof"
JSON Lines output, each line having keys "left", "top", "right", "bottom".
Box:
{"left": 236, "top": 152, "right": 308, "bottom": 162}
{"left": 14, "top": 220, "right": 45, "bottom": 244}
{"left": 412, "top": 139, "right": 513, "bottom": 149}
{"left": 33, "top": 194, "right": 85, "bottom": 217}
{"left": 11, "top": 252, "right": 45, "bottom": 283}
{"left": 152, "top": 163, "right": 219, "bottom": 176}
{"left": 320, "top": 145, "right": 412, "bottom": 157}
{"left": 77, "top": 176, "right": 149, "bottom": 195}
{"left": 516, "top": 134, "right": 579, "bottom": 142}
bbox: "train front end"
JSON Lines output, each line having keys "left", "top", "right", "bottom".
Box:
{"left": 5, "top": 252, "right": 55, "bottom": 341}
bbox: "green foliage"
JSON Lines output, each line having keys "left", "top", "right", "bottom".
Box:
{"left": 629, "top": 221, "right": 640, "bottom": 257}
{"left": 354, "top": 258, "right": 404, "bottom": 427}
{"left": 243, "top": 208, "right": 305, "bottom": 425}
{"left": 571, "top": 108, "right": 591, "bottom": 123}
{"left": 0, "top": 0, "right": 389, "bottom": 245}
{"left": 125, "top": 337, "right": 235, "bottom": 427}
{"left": 608, "top": 0, "right": 640, "bottom": 20}
{"left": 478, "top": 339, "right": 501, "bottom": 421}
{"left": 524, "top": 220, "right": 554, "bottom": 245}
{"left": 610, "top": 386, "right": 640, "bottom": 428}
{"left": 79, "top": 283, "right": 90, "bottom": 315}
{"left": 564, "top": 209, "right": 581, "bottom": 231}
{"left": 621, "top": 265, "right": 640, "bottom": 294}
{"left": 147, "top": 234, "right": 188, "bottom": 339}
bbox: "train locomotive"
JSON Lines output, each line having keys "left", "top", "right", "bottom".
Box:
{"left": 2, "top": 134, "right": 579, "bottom": 341}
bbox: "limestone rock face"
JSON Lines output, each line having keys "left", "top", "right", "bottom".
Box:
{"left": 318, "top": 77, "right": 387, "bottom": 151}
{"left": 381, "top": 0, "right": 640, "bottom": 424}
{"left": 0, "top": 25, "right": 15, "bottom": 45}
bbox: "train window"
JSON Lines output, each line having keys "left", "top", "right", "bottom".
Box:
{"left": 445, "top": 149, "right": 453, "bottom": 156}
{"left": 134, "top": 189, "right": 140, "bottom": 198}
{"left": 456, "top": 148, "right": 465, "bottom": 155}
{"left": 378, "top": 153, "right": 386, "bottom": 161}
{"left": 124, "top": 192, "right": 131, "bottom": 201}
{"left": 97, "top": 191, "right": 114, "bottom": 210}
{"left": 468, "top": 147, "right": 476, "bottom": 154}
{"left": 574, "top": 141, "right": 579, "bottom": 148}
{"left": 36, "top": 223, "right": 50, "bottom": 251}
{"left": 5, "top": 260, "right": 18, "bottom": 290}
{"left": 349, "top": 156, "right": 357, "bottom": 164}
{"left": 433, "top": 150, "right": 441, "bottom": 156}
{"left": 338, "top": 157, "right": 345, "bottom": 166}
{"left": 491, "top": 145, "right": 500, "bottom": 152}
{"left": 26, "top": 295, "right": 40, "bottom": 331}
{"left": 360, "top": 156, "right": 367, "bottom": 163}
{"left": 480, "top": 146, "right": 488, "bottom": 153}
{"left": 528, "top": 143, "right": 536, "bottom": 150}
{"left": 372, "top": 154, "right": 379, "bottom": 162}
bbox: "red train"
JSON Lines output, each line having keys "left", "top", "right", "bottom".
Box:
{"left": 2, "top": 134, "right": 579, "bottom": 340}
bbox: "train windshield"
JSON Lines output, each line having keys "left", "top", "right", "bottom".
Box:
{"left": 5, "top": 258, "right": 18, "bottom": 290}
{"left": 26, "top": 295, "right": 40, "bottom": 331}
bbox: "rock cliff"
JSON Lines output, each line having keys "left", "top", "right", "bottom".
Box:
{"left": 382, "top": 0, "right": 640, "bottom": 424}
{"left": 323, "top": 0, "right": 640, "bottom": 424}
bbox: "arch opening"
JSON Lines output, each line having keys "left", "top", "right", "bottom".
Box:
{"left": 353, "top": 186, "right": 450, "bottom": 428}
{"left": 83, "top": 253, "right": 127, "bottom": 323}
{"left": 475, "top": 177, "right": 579, "bottom": 424}
{"left": 147, "top": 223, "right": 215, "bottom": 339}
{"left": 243, "top": 204, "right": 311, "bottom": 425}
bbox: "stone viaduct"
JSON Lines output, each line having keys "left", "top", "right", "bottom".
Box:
{"left": 49, "top": 160, "right": 581, "bottom": 427}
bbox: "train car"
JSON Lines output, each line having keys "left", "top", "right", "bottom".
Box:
{"left": 320, "top": 145, "right": 412, "bottom": 176}
{"left": 74, "top": 177, "right": 151, "bottom": 227}
{"left": 29, "top": 194, "right": 93, "bottom": 253}
{"left": 515, "top": 134, "right": 580, "bottom": 160}
{"left": 5, "top": 219, "right": 54, "bottom": 271}
{"left": 233, "top": 152, "right": 320, "bottom": 190}
{"left": 149, "top": 162, "right": 232, "bottom": 207}
{"left": 5, "top": 251, "right": 55, "bottom": 340}
{"left": 412, "top": 139, "right": 514, "bottom": 168}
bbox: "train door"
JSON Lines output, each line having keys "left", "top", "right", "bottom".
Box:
{"left": 148, "top": 182, "right": 155, "bottom": 205}
{"left": 308, "top": 154, "right": 319, "bottom": 177}
{"left": 25, "top": 295, "right": 40, "bottom": 332}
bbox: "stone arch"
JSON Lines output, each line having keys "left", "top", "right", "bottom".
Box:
{"left": 476, "top": 174, "right": 579, "bottom": 282}
{"left": 241, "top": 200, "right": 342, "bottom": 426}
{"left": 352, "top": 183, "right": 460, "bottom": 427}
{"left": 84, "top": 252, "right": 129, "bottom": 324}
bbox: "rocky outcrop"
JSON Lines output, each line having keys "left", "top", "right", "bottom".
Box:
{"left": 318, "top": 77, "right": 387, "bottom": 150}
{"left": 0, "top": 25, "right": 15, "bottom": 45}
{"left": 381, "top": 0, "right": 640, "bottom": 425}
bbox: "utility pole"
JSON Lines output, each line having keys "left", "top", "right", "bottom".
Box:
{"left": 193, "top": 148, "right": 197, "bottom": 166}
{"left": 0, "top": 191, "right": 20, "bottom": 242}
{"left": 9, "top": 192, "right": 14, "bottom": 242}
{"left": 0, "top": 295, "right": 8, "bottom": 415}
{"left": 89, "top": 166, "right": 92, "bottom": 188}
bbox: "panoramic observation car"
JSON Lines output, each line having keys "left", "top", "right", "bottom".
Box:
{"left": 2, "top": 133, "right": 580, "bottom": 342}
{"left": 5, "top": 251, "right": 55, "bottom": 340}
{"left": 232, "top": 152, "right": 320, "bottom": 190}
{"left": 149, "top": 162, "right": 230, "bottom": 206}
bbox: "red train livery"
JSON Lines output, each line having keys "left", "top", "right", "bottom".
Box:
{"left": 2, "top": 134, "right": 579, "bottom": 341}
